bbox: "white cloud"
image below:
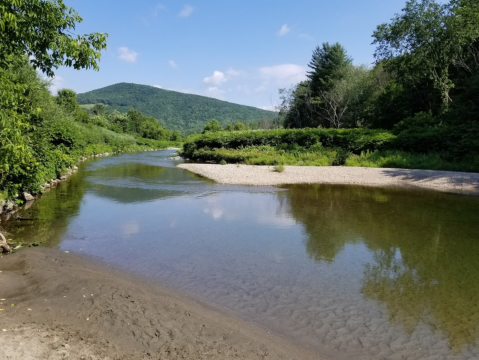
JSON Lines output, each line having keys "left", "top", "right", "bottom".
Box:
{"left": 254, "top": 85, "right": 267, "bottom": 93}
{"left": 203, "top": 71, "right": 227, "bottom": 85}
{"left": 179, "top": 5, "right": 194, "bottom": 18}
{"left": 259, "top": 64, "right": 306, "bottom": 85}
{"left": 203, "top": 68, "right": 243, "bottom": 86}
{"left": 169, "top": 60, "right": 178, "bottom": 68}
{"left": 153, "top": 84, "right": 162, "bottom": 88}
{"left": 117, "top": 47, "right": 138, "bottom": 63}
{"left": 206, "top": 87, "right": 225, "bottom": 99}
{"left": 278, "top": 24, "right": 291, "bottom": 36}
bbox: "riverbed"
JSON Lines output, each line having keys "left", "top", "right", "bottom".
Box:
{"left": 2, "top": 150, "right": 479, "bottom": 359}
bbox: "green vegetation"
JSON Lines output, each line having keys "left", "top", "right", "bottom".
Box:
{"left": 0, "top": 2, "right": 178, "bottom": 202}
{"left": 184, "top": 0, "right": 479, "bottom": 172}
{"left": 182, "top": 127, "right": 479, "bottom": 171}
{"left": 76, "top": 83, "right": 277, "bottom": 133}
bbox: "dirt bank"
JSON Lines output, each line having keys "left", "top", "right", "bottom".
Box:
{"left": 177, "top": 164, "right": 479, "bottom": 195}
{"left": 0, "top": 248, "right": 322, "bottom": 360}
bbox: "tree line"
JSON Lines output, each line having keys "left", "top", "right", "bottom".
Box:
{"left": 0, "top": 1, "right": 178, "bottom": 202}
{"left": 280, "top": 0, "right": 479, "bottom": 137}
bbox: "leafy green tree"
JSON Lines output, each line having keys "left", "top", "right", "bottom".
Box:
{"left": 202, "top": 119, "right": 222, "bottom": 133}
{"left": 92, "top": 103, "right": 107, "bottom": 116}
{"left": 372, "top": 0, "right": 479, "bottom": 106}
{"left": 56, "top": 89, "right": 79, "bottom": 114}
{"left": 316, "top": 65, "right": 374, "bottom": 128}
{"left": 0, "top": 0, "right": 108, "bottom": 76}
{"left": 0, "top": 0, "right": 107, "bottom": 197}
{"left": 280, "top": 82, "right": 317, "bottom": 128}
{"left": 225, "top": 122, "right": 249, "bottom": 131}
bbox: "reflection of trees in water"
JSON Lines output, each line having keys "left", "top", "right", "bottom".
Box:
{"left": 280, "top": 184, "right": 479, "bottom": 350}
{"left": 88, "top": 163, "right": 200, "bottom": 204}
{"left": 2, "top": 168, "right": 87, "bottom": 247}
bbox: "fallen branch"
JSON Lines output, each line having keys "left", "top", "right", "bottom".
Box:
{"left": 0, "top": 232, "right": 11, "bottom": 253}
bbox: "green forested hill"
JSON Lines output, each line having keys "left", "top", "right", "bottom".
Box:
{"left": 77, "top": 83, "right": 276, "bottom": 133}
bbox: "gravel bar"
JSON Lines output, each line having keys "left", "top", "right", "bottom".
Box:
{"left": 177, "top": 164, "right": 479, "bottom": 195}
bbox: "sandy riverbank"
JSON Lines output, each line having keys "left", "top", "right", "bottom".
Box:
{"left": 177, "top": 164, "right": 479, "bottom": 194}
{"left": 0, "top": 248, "right": 321, "bottom": 360}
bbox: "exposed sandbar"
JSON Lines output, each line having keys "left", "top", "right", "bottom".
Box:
{"left": 0, "top": 248, "right": 321, "bottom": 360}
{"left": 177, "top": 164, "right": 479, "bottom": 195}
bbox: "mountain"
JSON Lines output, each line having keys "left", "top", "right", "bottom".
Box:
{"left": 77, "top": 83, "right": 276, "bottom": 133}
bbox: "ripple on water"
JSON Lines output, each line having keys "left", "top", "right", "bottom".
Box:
{"left": 3, "top": 150, "right": 479, "bottom": 360}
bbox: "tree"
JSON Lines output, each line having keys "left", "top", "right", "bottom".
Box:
{"left": 225, "top": 122, "right": 249, "bottom": 131}
{"left": 372, "top": 0, "right": 479, "bottom": 107}
{"left": 315, "top": 65, "right": 373, "bottom": 128}
{"left": 0, "top": 0, "right": 107, "bottom": 199}
{"left": 0, "top": 0, "right": 108, "bottom": 77}
{"left": 307, "top": 42, "right": 352, "bottom": 96}
{"left": 56, "top": 89, "right": 79, "bottom": 113}
{"left": 202, "top": 119, "right": 222, "bottom": 133}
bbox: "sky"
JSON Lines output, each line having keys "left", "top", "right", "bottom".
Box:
{"left": 52, "top": 0, "right": 412, "bottom": 110}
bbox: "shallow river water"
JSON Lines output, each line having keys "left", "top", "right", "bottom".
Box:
{"left": 3, "top": 150, "right": 479, "bottom": 359}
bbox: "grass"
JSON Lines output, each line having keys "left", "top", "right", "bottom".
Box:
{"left": 273, "top": 164, "right": 285, "bottom": 172}
{"left": 345, "top": 150, "right": 479, "bottom": 172}
{"left": 186, "top": 145, "right": 479, "bottom": 173}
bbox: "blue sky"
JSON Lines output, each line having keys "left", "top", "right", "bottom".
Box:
{"left": 52, "top": 0, "right": 412, "bottom": 110}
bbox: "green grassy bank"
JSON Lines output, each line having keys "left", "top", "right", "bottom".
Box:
{"left": 181, "top": 128, "right": 479, "bottom": 173}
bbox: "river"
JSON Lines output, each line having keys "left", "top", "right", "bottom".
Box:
{"left": 3, "top": 150, "right": 479, "bottom": 359}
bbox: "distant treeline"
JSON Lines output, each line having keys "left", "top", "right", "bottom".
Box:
{"left": 76, "top": 83, "right": 278, "bottom": 133}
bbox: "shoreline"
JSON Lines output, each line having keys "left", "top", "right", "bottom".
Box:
{"left": 177, "top": 164, "right": 479, "bottom": 195}
{"left": 0, "top": 248, "right": 322, "bottom": 360}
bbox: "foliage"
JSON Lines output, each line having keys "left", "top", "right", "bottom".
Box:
{"left": 0, "top": 59, "right": 178, "bottom": 199}
{"left": 183, "top": 125, "right": 479, "bottom": 171}
{"left": 202, "top": 119, "right": 222, "bottom": 133}
{"left": 0, "top": 0, "right": 107, "bottom": 76}
{"left": 56, "top": 89, "right": 79, "bottom": 113}
{"left": 76, "top": 83, "right": 276, "bottom": 133}
{"left": 273, "top": 164, "right": 285, "bottom": 172}
{"left": 307, "top": 42, "right": 353, "bottom": 95}
{"left": 282, "top": 49, "right": 377, "bottom": 129}
{"left": 224, "top": 121, "right": 250, "bottom": 131}
{"left": 345, "top": 150, "right": 479, "bottom": 172}
{"left": 373, "top": 0, "right": 457, "bottom": 105}
{"left": 183, "top": 128, "right": 396, "bottom": 159}
{"left": 277, "top": 0, "right": 479, "bottom": 167}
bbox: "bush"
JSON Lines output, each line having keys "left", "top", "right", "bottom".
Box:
{"left": 183, "top": 128, "right": 396, "bottom": 159}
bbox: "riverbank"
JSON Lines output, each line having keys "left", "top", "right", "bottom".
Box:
{"left": 0, "top": 248, "right": 321, "bottom": 360}
{"left": 177, "top": 164, "right": 479, "bottom": 194}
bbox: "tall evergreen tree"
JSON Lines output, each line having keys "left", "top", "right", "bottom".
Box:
{"left": 306, "top": 43, "right": 352, "bottom": 96}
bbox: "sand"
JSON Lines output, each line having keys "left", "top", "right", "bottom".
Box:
{"left": 177, "top": 164, "right": 479, "bottom": 195}
{"left": 0, "top": 248, "right": 322, "bottom": 360}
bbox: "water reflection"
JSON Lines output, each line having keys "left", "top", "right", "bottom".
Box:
{"left": 1, "top": 165, "right": 87, "bottom": 247}
{"left": 3, "top": 151, "right": 479, "bottom": 359}
{"left": 280, "top": 184, "right": 479, "bottom": 351}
